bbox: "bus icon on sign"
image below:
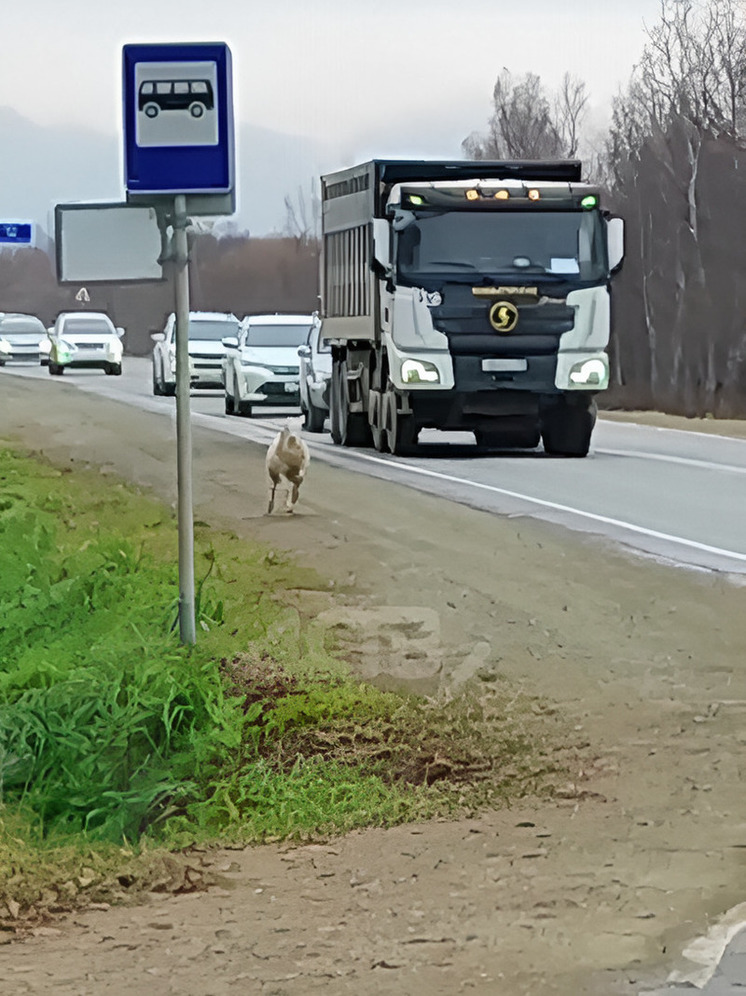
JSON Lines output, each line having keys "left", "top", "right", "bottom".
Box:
{"left": 138, "top": 79, "right": 214, "bottom": 119}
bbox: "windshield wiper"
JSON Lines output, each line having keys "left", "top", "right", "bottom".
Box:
{"left": 425, "top": 260, "right": 480, "bottom": 270}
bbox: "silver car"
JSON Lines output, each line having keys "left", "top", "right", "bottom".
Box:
{"left": 223, "top": 314, "right": 319, "bottom": 418}
{"left": 48, "top": 312, "right": 124, "bottom": 376}
{"left": 297, "top": 321, "right": 331, "bottom": 432}
{"left": 151, "top": 311, "right": 239, "bottom": 396}
{"left": 0, "top": 313, "right": 51, "bottom": 365}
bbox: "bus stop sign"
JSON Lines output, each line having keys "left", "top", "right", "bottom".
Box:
{"left": 122, "top": 42, "right": 234, "bottom": 196}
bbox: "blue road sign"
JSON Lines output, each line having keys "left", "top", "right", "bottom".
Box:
{"left": 122, "top": 43, "right": 234, "bottom": 196}
{"left": 0, "top": 222, "right": 32, "bottom": 245}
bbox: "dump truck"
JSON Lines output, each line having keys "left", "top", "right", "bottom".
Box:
{"left": 320, "top": 159, "right": 624, "bottom": 456}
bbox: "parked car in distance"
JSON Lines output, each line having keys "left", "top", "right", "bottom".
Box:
{"left": 297, "top": 321, "right": 331, "bottom": 432}
{"left": 48, "top": 312, "right": 124, "bottom": 376}
{"left": 223, "top": 314, "right": 320, "bottom": 418}
{"left": 0, "top": 313, "right": 51, "bottom": 364}
{"left": 151, "top": 311, "right": 239, "bottom": 396}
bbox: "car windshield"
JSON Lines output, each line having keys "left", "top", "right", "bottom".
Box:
{"left": 188, "top": 319, "right": 239, "bottom": 340}
{"left": 396, "top": 209, "right": 607, "bottom": 284}
{"left": 1, "top": 317, "right": 46, "bottom": 336}
{"left": 246, "top": 323, "right": 313, "bottom": 347}
{"left": 61, "top": 318, "right": 115, "bottom": 335}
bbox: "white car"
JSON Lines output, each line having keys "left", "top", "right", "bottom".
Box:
{"left": 48, "top": 312, "right": 124, "bottom": 376}
{"left": 223, "top": 313, "right": 320, "bottom": 418}
{"left": 0, "top": 313, "right": 51, "bottom": 364}
{"left": 151, "top": 311, "right": 240, "bottom": 396}
{"left": 297, "top": 321, "right": 332, "bottom": 432}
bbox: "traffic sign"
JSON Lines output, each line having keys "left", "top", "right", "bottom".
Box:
{"left": 122, "top": 43, "right": 234, "bottom": 197}
{"left": 0, "top": 222, "right": 33, "bottom": 245}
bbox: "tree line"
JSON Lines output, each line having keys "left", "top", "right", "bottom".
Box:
{"left": 463, "top": 0, "right": 746, "bottom": 417}
{"left": 2, "top": 0, "right": 746, "bottom": 416}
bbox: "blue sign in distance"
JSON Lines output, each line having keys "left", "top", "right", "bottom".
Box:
{"left": 0, "top": 222, "right": 32, "bottom": 244}
{"left": 122, "top": 43, "right": 234, "bottom": 196}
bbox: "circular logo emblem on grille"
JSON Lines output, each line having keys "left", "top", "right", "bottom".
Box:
{"left": 489, "top": 301, "right": 519, "bottom": 333}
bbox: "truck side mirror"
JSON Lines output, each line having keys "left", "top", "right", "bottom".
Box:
{"left": 372, "top": 218, "right": 391, "bottom": 272}
{"left": 150, "top": 331, "right": 166, "bottom": 342}
{"left": 606, "top": 216, "right": 625, "bottom": 273}
{"left": 222, "top": 336, "right": 238, "bottom": 348}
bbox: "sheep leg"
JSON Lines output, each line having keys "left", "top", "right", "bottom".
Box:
{"left": 267, "top": 472, "right": 280, "bottom": 514}
{"left": 284, "top": 471, "right": 303, "bottom": 513}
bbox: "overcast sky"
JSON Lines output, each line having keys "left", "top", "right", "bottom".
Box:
{"left": 6, "top": 0, "right": 662, "bottom": 160}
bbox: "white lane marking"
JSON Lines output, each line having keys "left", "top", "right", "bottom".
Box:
{"left": 320, "top": 447, "right": 746, "bottom": 564}
{"left": 596, "top": 447, "right": 746, "bottom": 475}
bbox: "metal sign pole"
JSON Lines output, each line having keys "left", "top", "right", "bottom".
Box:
{"left": 172, "top": 194, "right": 196, "bottom": 645}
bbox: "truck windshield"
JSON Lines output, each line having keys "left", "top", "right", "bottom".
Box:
{"left": 396, "top": 210, "right": 606, "bottom": 285}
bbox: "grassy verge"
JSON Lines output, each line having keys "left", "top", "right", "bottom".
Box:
{"left": 0, "top": 444, "right": 573, "bottom": 927}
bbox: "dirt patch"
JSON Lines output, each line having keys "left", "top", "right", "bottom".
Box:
{"left": 3, "top": 376, "right": 746, "bottom": 995}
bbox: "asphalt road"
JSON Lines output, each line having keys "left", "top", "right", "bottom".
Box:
{"left": 6, "top": 357, "right": 746, "bottom": 580}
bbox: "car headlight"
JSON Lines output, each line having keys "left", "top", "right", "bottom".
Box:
{"left": 56, "top": 339, "right": 77, "bottom": 361}
{"left": 0, "top": 337, "right": 10, "bottom": 357}
{"left": 39, "top": 338, "right": 51, "bottom": 354}
{"left": 568, "top": 357, "right": 609, "bottom": 388}
{"left": 401, "top": 358, "right": 440, "bottom": 384}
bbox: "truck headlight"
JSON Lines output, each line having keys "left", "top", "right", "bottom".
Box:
{"left": 568, "top": 357, "right": 608, "bottom": 388}
{"left": 401, "top": 358, "right": 440, "bottom": 384}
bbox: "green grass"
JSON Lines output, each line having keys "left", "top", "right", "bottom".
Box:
{"left": 0, "top": 444, "right": 572, "bottom": 921}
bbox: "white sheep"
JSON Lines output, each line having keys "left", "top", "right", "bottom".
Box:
{"left": 265, "top": 417, "right": 310, "bottom": 514}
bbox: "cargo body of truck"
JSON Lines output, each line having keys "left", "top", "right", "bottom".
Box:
{"left": 320, "top": 159, "right": 624, "bottom": 457}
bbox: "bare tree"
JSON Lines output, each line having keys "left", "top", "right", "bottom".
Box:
{"left": 554, "top": 73, "right": 589, "bottom": 158}
{"left": 607, "top": 0, "right": 746, "bottom": 168}
{"left": 283, "top": 181, "right": 321, "bottom": 246}
{"left": 463, "top": 70, "right": 568, "bottom": 160}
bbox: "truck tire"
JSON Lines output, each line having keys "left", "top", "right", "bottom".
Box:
{"left": 331, "top": 359, "right": 370, "bottom": 447}
{"left": 49, "top": 362, "right": 64, "bottom": 376}
{"left": 384, "top": 384, "right": 417, "bottom": 455}
{"left": 541, "top": 399, "right": 596, "bottom": 457}
{"left": 369, "top": 391, "right": 389, "bottom": 452}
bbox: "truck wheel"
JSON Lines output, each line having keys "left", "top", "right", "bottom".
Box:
{"left": 303, "top": 400, "right": 326, "bottom": 433}
{"left": 369, "top": 392, "right": 389, "bottom": 452}
{"left": 331, "top": 359, "right": 370, "bottom": 447}
{"left": 541, "top": 399, "right": 596, "bottom": 457}
{"left": 105, "top": 362, "right": 122, "bottom": 376}
{"left": 49, "top": 362, "right": 64, "bottom": 376}
{"left": 384, "top": 384, "right": 417, "bottom": 455}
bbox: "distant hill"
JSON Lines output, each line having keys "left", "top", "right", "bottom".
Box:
{"left": 0, "top": 106, "right": 332, "bottom": 241}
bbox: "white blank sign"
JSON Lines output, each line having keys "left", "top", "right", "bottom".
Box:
{"left": 56, "top": 203, "right": 164, "bottom": 283}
